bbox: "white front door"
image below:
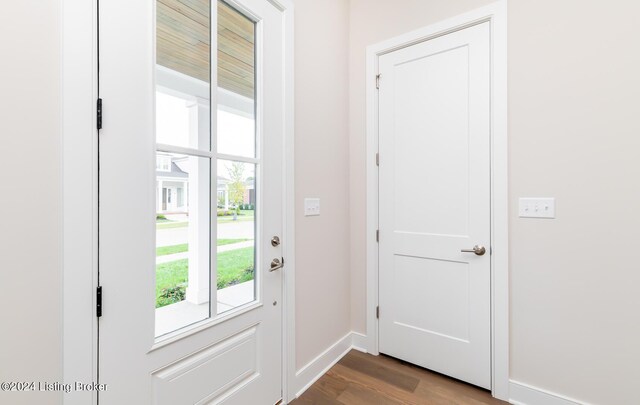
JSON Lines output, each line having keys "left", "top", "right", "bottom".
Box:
{"left": 378, "top": 22, "right": 491, "bottom": 389}
{"left": 99, "top": 0, "right": 286, "bottom": 403}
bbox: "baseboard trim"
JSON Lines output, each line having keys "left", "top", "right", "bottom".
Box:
{"left": 351, "top": 332, "right": 368, "bottom": 353}
{"left": 294, "top": 332, "right": 354, "bottom": 398}
{"left": 509, "top": 380, "right": 590, "bottom": 405}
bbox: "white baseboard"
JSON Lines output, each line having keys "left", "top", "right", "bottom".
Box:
{"left": 293, "top": 332, "right": 371, "bottom": 399}
{"left": 509, "top": 380, "right": 590, "bottom": 405}
{"left": 351, "top": 332, "right": 368, "bottom": 353}
{"left": 294, "top": 332, "right": 354, "bottom": 398}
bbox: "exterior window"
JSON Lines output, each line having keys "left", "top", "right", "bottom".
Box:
{"left": 157, "top": 155, "right": 171, "bottom": 171}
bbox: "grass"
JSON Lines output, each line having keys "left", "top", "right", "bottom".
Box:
{"left": 156, "top": 221, "right": 188, "bottom": 229}
{"left": 156, "top": 210, "right": 255, "bottom": 228}
{"left": 155, "top": 246, "right": 254, "bottom": 308}
{"left": 217, "top": 209, "right": 255, "bottom": 223}
{"left": 216, "top": 247, "right": 255, "bottom": 288}
{"left": 156, "top": 239, "right": 250, "bottom": 257}
{"left": 218, "top": 238, "right": 250, "bottom": 246}
{"left": 156, "top": 260, "right": 189, "bottom": 307}
{"left": 156, "top": 244, "right": 188, "bottom": 256}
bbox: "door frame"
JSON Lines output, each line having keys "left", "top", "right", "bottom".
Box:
{"left": 364, "top": 1, "right": 509, "bottom": 400}
{"left": 61, "top": 0, "right": 295, "bottom": 403}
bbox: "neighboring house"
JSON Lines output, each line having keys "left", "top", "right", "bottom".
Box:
{"left": 243, "top": 178, "right": 256, "bottom": 207}
{"left": 156, "top": 154, "right": 188, "bottom": 213}
{"left": 156, "top": 154, "right": 254, "bottom": 213}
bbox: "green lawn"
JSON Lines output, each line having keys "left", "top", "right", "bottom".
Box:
{"left": 156, "top": 210, "right": 255, "bottom": 228}
{"left": 156, "top": 239, "right": 250, "bottom": 257}
{"left": 217, "top": 209, "right": 255, "bottom": 223}
{"left": 156, "top": 244, "right": 188, "bottom": 256}
{"left": 218, "top": 238, "right": 250, "bottom": 246}
{"left": 156, "top": 221, "right": 188, "bottom": 229}
{"left": 155, "top": 246, "right": 255, "bottom": 308}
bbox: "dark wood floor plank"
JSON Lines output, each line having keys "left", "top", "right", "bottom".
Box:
{"left": 329, "top": 363, "right": 442, "bottom": 405}
{"left": 292, "top": 385, "right": 343, "bottom": 405}
{"left": 339, "top": 351, "right": 420, "bottom": 392}
{"left": 292, "top": 350, "right": 509, "bottom": 405}
{"left": 336, "top": 383, "right": 406, "bottom": 405}
{"left": 353, "top": 351, "right": 503, "bottom": 404}
{"left": 312, "top": 373, "right": 350, "bottom": 399}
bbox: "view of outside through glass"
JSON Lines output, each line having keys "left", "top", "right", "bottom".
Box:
{"left": 155, "top": 0, "right": 257, "bottom": 337}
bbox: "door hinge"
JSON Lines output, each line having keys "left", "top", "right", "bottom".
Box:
{"left": 376, "top": 306, "right": 380, "bottom": 319}
{"left": 376, "top": 229, "right": 379, "bottom": 242}
{"left": 96, "top": 98, "right": 103, "bottom": 130}
{"left": 376, "top": 74, "right": 381, "bottom": 89}
{"left": 375, "top": 153, "right": 379, "bottom": 166}
{"left": 96, "top": 286, "right": 103, "bottom": 318}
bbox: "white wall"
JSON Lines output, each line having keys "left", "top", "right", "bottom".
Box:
{"left": 508, "top": 2, "right": 640, "bottom": 403}
{"left": 0, "top": 2, "right": 63, "bottom": 405}
{"left": 293, "top": 0, "right": 352, "bottom": 370}
{"left": 348, "top": 0, "right": 640, "bottom": 404}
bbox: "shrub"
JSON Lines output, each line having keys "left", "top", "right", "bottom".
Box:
{"left": 157, "top": 284, "right": 186, "bottom": 307}
{"left": 156, "top": 214, "right": 167, "bottom": 220}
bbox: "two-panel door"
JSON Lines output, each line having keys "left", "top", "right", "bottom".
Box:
{"left": 99, "top": 0, "right": 286, "bottom": 403}
{"left": 378, "top": 22, "right": 492, "bottom": 389}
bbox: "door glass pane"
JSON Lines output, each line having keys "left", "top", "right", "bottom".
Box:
{"left": 156, "top": 0, "right": 211, "bottom": 150}
{"left": 217, "top": 0, "right": 256, "bottom": 158}
{"left": 216, "top": 160, "right": 256, "bottom": 314}
{"left": 155, "top": 0, "right": 211, "bottom": 337}
{"left": 156, "top": 91, "right": 211, "bottom": 150}
{"left": 155, "top": 153, "right": 211, "bottom": 337}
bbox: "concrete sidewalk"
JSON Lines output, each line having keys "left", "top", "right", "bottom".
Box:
{"left": 156, "top": 221, "right": 255, "bottom": 247}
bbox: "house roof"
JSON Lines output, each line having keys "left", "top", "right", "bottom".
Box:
{"left": 157, "top": 162, "right": 188, "bottom": 179}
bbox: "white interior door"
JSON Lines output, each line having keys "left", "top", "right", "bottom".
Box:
{"left": 378, "top": 22, "right": 491, "bottom": 389}
{"left": 99, "top": 0, "right": 286, "bottom": 403}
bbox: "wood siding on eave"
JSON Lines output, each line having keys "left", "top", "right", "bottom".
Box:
{"left": 157, "top": 0, "right": 255, "bottom": 99}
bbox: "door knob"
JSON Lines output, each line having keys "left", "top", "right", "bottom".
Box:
{"left": 461, "top": 245, "right": 486, "bottom": 256}
{"left": 270, "top": 258, "right": 284, "bottom": 272}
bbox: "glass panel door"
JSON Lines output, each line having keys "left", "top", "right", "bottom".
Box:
{"left": 99, "top": 0, "right": 285, "bottom": 400}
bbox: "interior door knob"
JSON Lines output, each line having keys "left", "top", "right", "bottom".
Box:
{"left": 461, "top": 245, "right": 486, "bottom": 256}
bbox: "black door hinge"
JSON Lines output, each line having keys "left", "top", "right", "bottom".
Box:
{"left": 96, "top": 286, "right": 103, "bottom": 318}
{"left": 96, "top": 98, "right": 103, "bottom": 130}
{"left": 376, "top": 306, "right": 380, "bottom": 319}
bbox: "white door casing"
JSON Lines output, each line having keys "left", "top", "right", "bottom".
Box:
{"left": 378, "top": 22, "right": 492, "bottom": 389}
{"left": 98, "top": 0, "right": 286, "bottom": 403}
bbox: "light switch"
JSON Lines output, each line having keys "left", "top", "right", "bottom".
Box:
{"left": 304, "top": 198, "right": 320, "bottom": 216}
{"left": 519, "top": 198, "right": 555, "bottom": 219}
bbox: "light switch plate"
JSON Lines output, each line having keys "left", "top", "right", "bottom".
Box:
{"left": 519, "top": 198, "right": 555, "bottom": 219}
{"left": 304, "top": 198, "right": 320, "bottom": 216}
